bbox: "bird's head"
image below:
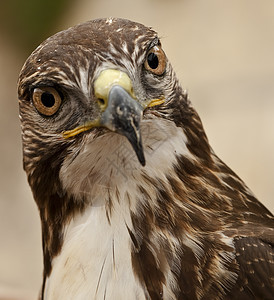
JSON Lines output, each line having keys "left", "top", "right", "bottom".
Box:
{"left": 18, "top": 18, "right": 208, "bottom": 203}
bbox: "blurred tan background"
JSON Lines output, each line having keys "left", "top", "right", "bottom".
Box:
{"left": 0, "top": 0, "right": 273, "bottom": 298}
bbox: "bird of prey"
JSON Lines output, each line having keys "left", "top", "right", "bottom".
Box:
{"left": 18, "top": 18, "right": 274, "bottom": 300}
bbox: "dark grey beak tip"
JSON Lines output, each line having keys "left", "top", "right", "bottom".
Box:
{"left": 137, "top": 150, "right": 146, "bottom": 167}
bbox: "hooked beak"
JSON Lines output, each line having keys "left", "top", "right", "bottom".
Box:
{"left": 101, "top": 84, "right": 145, "bottom": 166}
{"left": 62, "top": 69, "right": 164, "bottom": 166}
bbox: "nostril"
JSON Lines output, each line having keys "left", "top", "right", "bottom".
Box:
{"left": 97, "top": 98, "right": 105, "bottom": 106}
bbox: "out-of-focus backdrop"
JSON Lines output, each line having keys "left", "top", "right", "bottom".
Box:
{"left": 0, "top": 0, "right": 273, "bottom": 298}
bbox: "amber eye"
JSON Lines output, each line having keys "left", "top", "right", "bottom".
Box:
{"left": 32, "top": 87, "right": 62, "bottom": 116}
{"left": 144, "top": 45, "right": 166, "bottom": 75}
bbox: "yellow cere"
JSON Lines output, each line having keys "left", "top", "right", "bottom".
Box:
{"left": 94, "top": 69, "right": 164, "bottom": 109}
{"left": 94, "top": 69, "right": 135, "bottom": 103}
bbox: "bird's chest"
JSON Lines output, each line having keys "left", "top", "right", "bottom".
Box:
{"left": 46, "top": 121, "right": 189, "bottom": 299}
{"left": 44, "top": 202, "right": 146, "bottom": 300}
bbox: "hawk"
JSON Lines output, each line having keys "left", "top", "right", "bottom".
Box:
{"left": 18, "top": 18, "right": 274, "bottom": 299}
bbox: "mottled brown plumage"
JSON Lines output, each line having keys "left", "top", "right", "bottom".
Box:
{"left": 18, "top": 18, "right": 274, "bottom": 299}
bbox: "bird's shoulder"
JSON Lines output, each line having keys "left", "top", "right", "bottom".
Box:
{"left": 226, "top": 235, "right": 274, "bottom": 299}
{"left": 222, "top": 221, "right": 274, "bottom": 299}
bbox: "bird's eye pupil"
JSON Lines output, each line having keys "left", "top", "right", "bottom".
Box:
{"left": 147, "top": 52, "right": 159, "bottom": 69}
{"left": 41, "top": 92, "right": 55, "bottom": 108}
